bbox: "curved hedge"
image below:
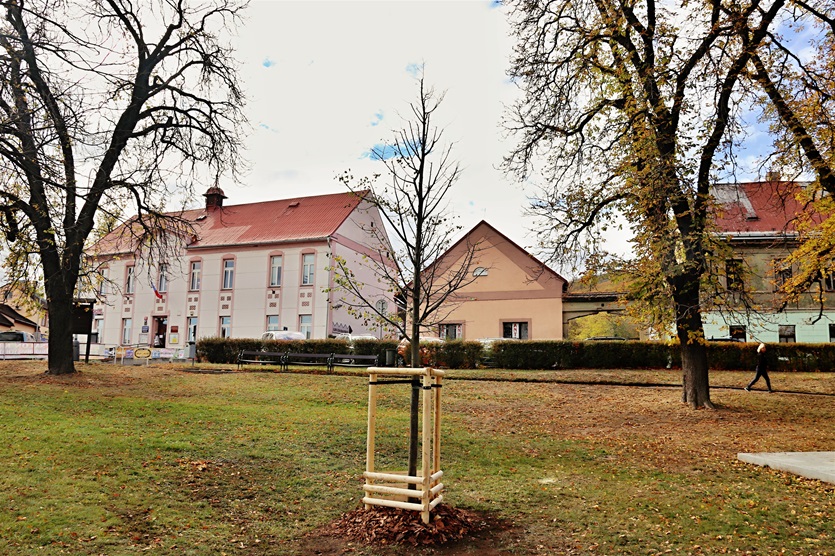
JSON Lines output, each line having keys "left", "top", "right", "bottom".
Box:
{"left": 196, "top": 336, "right": 835, "bottom": 371}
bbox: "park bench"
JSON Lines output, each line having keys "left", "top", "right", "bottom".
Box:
{"left": 237, "top": 350, "right": 285, "bottom": 370}
{"left": 331, "top": 353, "right": 379, "bottom": 369}
{"left": 282, "top": 352, "right": 333, "bottom": 371}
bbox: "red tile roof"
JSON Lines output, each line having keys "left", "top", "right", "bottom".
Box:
{"left": 712, "top": 181, "right": 819, "bottom": 236}
{"left": 188, "top": 190, "right": 368, "bottom": 249}
{"left": 95, "top": 190, "right": 369, "bottom": 255}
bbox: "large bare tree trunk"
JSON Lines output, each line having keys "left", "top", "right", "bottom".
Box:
{"left": 674, "top": 284, "right": 713, "bottom": 409}
{"left": 46, "top": 293, "right": 76, "bottom": 375}
{"left": 681, "top": 341, "right": 711, "bottom": 409}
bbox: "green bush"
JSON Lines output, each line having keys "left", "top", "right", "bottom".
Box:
{"left": 434, "top": 340, "right": 482, "bottom": 369}
{"left": 197, "top": 337, "right": 401, "bottom": 365}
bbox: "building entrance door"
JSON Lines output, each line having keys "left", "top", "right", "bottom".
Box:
{"left": 153, "top": 316, "right": 168, "bottom": 347}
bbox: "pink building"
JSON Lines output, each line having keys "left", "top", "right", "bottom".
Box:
{"left": 92, "top": 189, "right": 394, "bottom": 347}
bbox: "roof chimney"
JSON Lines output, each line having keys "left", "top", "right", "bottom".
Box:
{"left": 204, "top": 186, "right": 227, "bottom": 210}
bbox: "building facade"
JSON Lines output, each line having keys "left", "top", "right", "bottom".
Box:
{"left": 703, "top": 180, "right": 835, "bottom": 343}
{"left": 428, "top": 221, "right": 567, "bottom": 340}
{"left": 0, "top": 282, "right": 47, "bottom": 339}
{"left": 92, "top": 189, "right": 394, "bottom": 347}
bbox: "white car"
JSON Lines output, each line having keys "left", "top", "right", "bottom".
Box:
{"left": 261, "top": 330, "right": 306, "bottom": 341}
{"left": 334, "top": 333, "right": 377, "bottom": 343}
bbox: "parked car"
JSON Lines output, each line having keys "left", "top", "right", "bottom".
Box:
{"left": 261, "top": 330, "right": 306, "bottom": 341}
{"left": 477, "top": 337, "right": 517, "bottom": 353}
{"left": 0, "top": 331, "right": 37, "bottom": 342}
{"left": 397, "top": 336, "right": 444, "bottom": 367}
{"left": 584, "top": 336, "right": 627, "bottom": 341}
{"left": 334, "top": 333, "right": 377, "bottom": 344}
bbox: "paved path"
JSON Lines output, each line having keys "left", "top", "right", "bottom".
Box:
{"left": 738, "top": 452, "right": 835, "bottom": 484}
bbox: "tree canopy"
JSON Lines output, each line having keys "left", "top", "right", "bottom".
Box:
{"left": 0, "top": 0, "right": 247, "bottom": 374}
{"left": 504, "top": 0, "right": 835, "bottom": 407}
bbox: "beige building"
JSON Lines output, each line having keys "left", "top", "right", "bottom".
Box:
{"left": 429, "top": 221, "right": 567, "bottom": 340}
{"left": 0, "top": 282, "right": 47, "bottom": 339}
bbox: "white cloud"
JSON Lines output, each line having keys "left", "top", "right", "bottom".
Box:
{"left": 219, "top": 0, "right": 546, "bottom": 254}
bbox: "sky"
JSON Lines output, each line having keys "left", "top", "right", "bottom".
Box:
{"left": 220, "top": 0, "right": 555, "bottom": 261}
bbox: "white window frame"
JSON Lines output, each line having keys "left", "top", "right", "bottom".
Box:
{"left": 302, "top": 253, "right": 315, "bottom": 286}
{"left": 503, "top": 321, "right": 529, "bottom": 340}
{"left": 158, "top": 264, "right": 168, "bottom": 293}
{"left": 125, "top": 266, "right": 135, "bottom": 294}
{"left": 187, "top": 317, "right": 198, "bottom": 344}
{"left": 270, "top": 255, "right": 282, "bottom": 287}
{"left": 266, "top": 315, "right": 280, "bottom": 331}
{"left": 222, "top": 259, "right": 235, "bottom": 290}
{"left": 440, "top": 323, "right": 462, "bottom": 340}
{"left": 121, "top": 318, "right": 132, "bottom": 345}
{"left": 189, "top": 261, "right": 202, "bottom": 291}
{"left": 99, "top": 268, "right": 109, "bottom": 295}
{"left": 219, "top": 316, "right": 231, "bottom": 338}
{"left": 299, "top": 314, "right": 312, "bottom": 339}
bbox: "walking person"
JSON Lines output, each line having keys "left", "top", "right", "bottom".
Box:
{"left": 745, "top": 343, "right": 773, "bottom": 392}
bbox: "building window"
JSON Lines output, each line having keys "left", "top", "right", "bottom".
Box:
{"left": 266, "top": 315, "right": 280, "bottom": 331}
{"left": 121, "top": 318, "right": 132, "bottom": 345}
{"left": 187, "top": 317, "right": 198, "bottom": 343}
{"left": 725, "top": 259, "right": 744, "bottom": 292}
{"left": 729, "top": 325, "right": 747, "bottom": 342}
{"left": 473, "top": 267, "right": 488, "bottom": 277}
{"left": 189, "top": 261, "right": 202, "bottom": 291}
{"left": 125, "top": 266, "right": 135, "bottom": 294}
{"left": 440, "top": 323, "right": 462, "bottom": 340}
{"left": 774, "top": 260, "right": 792, "bottom": 290}
{"left": 93, "top": 318, "right": 103, "bottom": 342}
{"left": 219, "top": 316, "right": 231, "bottom": 338}
{"left": 830, "top": 324, "right": 835, "bottom": 343}
{"left": 99, "top": 268, "right": 109, "bottom": 295}
{"left": 823, "top": 272, "right": 835, "bottom": 292}
{"left": 158, "top": 264, "right": 168, "bottom": 293}
{"left": 270, "top": 255, "right": 282, "bottom": 287}
{"left": 302, "top": 253, "right": 315, "bottom": 285}
{"left": 503, "top": 321, "right": 529, "bottom": 340}
{"left": 300, "top": 314, "right": 312, "bottom": 338}
{"left": 222, "top": 259, "right": 235, "bottom": 290}
{"left": 778, "top": 325, "right": 796, "bottom": 343}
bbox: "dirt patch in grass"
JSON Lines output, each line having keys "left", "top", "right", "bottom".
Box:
{"left": 298, "top": 505, "right": 525, "bottom": 555}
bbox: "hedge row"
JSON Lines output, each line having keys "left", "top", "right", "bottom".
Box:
{"left": 197, "top": 337, "right": 399, "bottom": 365}
{"left": 195, "top": 337, "right": 835, "bottom": 371}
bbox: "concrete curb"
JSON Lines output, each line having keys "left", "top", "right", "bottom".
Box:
{"left": 738, "top": 451, "right": 835, "bottom": 484}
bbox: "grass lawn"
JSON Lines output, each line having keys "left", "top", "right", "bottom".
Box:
{"left": 0, "top": 361, "right": 833, "bottom": 555}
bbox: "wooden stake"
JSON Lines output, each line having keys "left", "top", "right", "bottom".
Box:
{"left": 365, "top": 372, "right": 377, "bottom": 510}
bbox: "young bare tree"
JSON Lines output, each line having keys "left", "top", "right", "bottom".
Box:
{"left": 0, "top": 0, "right": 246, "bottom": 374}
{"left": 504, "top": 0, "right": 787, "bottom": 408}
{"left": 333, "top": 75, "right": 482, "bottom": 359}
{"left": 332, "top": 74, "right": 481, "bottom": 481}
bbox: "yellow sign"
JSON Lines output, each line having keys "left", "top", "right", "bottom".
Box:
{"left": 134, "top": 348, "right": 152, "bottom": 359}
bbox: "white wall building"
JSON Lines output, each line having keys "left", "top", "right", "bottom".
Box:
{"left": 92, "top": 188, "right": 394, "bottom": 348}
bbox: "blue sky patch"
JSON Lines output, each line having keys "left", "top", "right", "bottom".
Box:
{"left": 370, "top": 111, "right": 384, "bottom": 127}
{"left": 405, "top": 62, "right": 423, "bottom": 77}
{"left": 490, "top": 0, "right": 502, "bottom": 7}
{"left": 259, "top": 123, "right": 279, "bottom": 133}
{"left": 262, "top": 57, "right": 276, "bottom": 68}
{"left": 362, "top": 143, "right": 399, "bottom": 161}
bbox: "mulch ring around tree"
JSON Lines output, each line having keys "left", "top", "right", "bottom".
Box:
{"left": 300, "top": 504, "right": 511, "bottom": 554}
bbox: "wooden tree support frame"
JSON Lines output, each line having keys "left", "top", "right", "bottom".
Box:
{"left": 364, "top": 366, "right": 445, "bottom": 524}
